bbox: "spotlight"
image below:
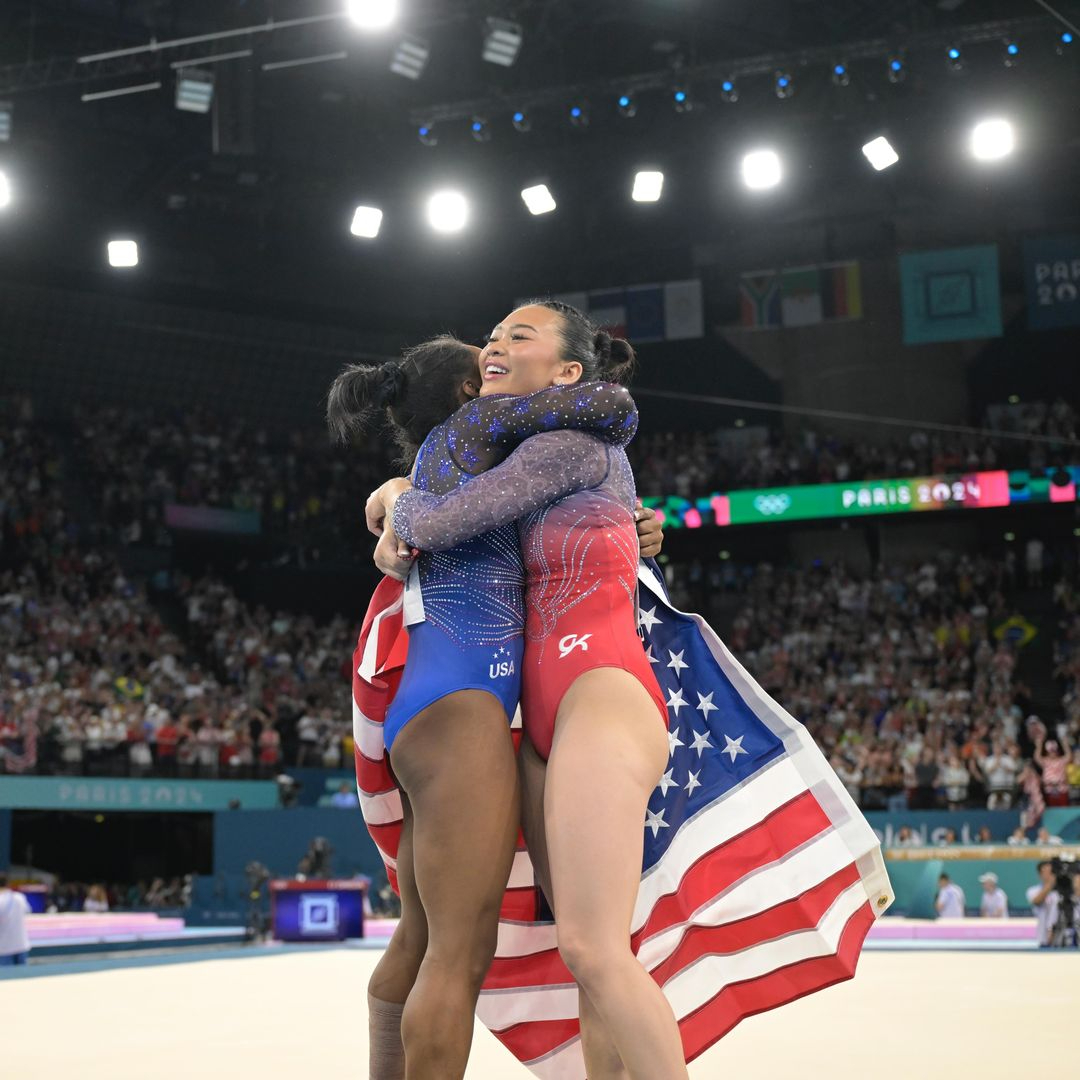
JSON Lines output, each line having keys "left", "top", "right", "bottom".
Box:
{"left": 350, "top": 205, "right": 383, "bottom": 238}
{"left": 862, "top": 136, "right": 899, "bottom": 171}
{"left": 521, "top": 184, "right": 556, "bottom": 216}
{"left": 775, "top": 71, "right": 794, "bottom": 99}
{"left": 971, "top": 118, "right": 1015, "bottom": 162}
{"left": 511, "top": 109, "right": 531, "bottom": 132}
{"left": 672, "top": 85, "right": 693, "bottom": 113}
{"left": 946, "top": 46, "right": 964, "bottom": 71}
{"left": 617, "top": 92, "right": 637, "bottom": 118}
{"left": 390, "top": 36, "right": 429, "bottom": 80}
{"left": 470, "top": 116, "right": 491, "bottom": 143}
{"left": 175, "top": 68, "right": 214, "bottom": 113}
{"left": 569, "top": 102, "right": 589, "bottom": 128}
{"left": 418, "top": 122, "right": 438, "bottom": 147}
{"left": 1003, "top": 41, "right": 1020, "bottom": 67}
{"left": 0, "top": 101, "right": 11, "bottom": 142}
{"left": 107, "top": 239, "right": 139, "bottom": 268}
{"left": 426, "top": 190, "right": 468, "bottom": 233}
{"left": 831, "top": 63, "right": 850, "bottom": 88}
{"left": 0, "top": 170, "right": 10, "bottom": 209}
{"left": 483, "top": 17, "right": 523, "bottom": 67}
{"left": 345, "top": 0, "right": 398, "bottom": 30}
{"left": 632, "top": 170, "right": 664, "bottom": 203}
{"left": 742, "top": 149, "right": 782, "bottom": 191}
{"left": 1057, "top": 32, "right": 1074, "bottom": 55}
{"left": 887, "top": 56, "right": 906, "bottom": 83}
{"left": 720, "top": 78, "right": 738, "bottom": 104}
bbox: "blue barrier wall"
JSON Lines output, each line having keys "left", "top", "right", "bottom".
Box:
{"left": 212, "top": 807, "right": 384, "bottom": 881}
{"left": 865, "top": 810, "right": 1019, "bottom": 847}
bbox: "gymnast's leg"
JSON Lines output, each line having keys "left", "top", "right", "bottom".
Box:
{"left": 367, "top": 791, "right": 425, "bottom": 1080}
{"left": 391, "top": 690, "right": 520, "bottom": 1080}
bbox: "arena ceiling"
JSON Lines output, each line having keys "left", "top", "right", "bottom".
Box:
{"left": 0, "top": 1, "right": 1077, "bottom": 329}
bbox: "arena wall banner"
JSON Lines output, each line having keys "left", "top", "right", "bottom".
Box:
{"left": 0, "top": 777, "right": 280, "bottom": 812}
{"left": 164, "top": 503, "right": 261, "bottom": 535}
{"left": 1024, "top": 233, "right": 1080, "bottom": 330}
{"left": 863, "top": 810, "right": 1019, "bottom": 848}
{"left": 642, "top": 465, "right": 1079, "bottom": 529}
{"left": 900, "top": 244, "right": 1003, "bottom": 344}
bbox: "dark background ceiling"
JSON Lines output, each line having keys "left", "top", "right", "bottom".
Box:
{"left": 0, "top": 0, "right": 1077, "bottom": 338}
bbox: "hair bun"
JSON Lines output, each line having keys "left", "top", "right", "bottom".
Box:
{"left": 593, "top": 328, "right": 613, "bottom": 362}
{"left": 593, "top": 329, "right": 636, "bottom": 384}
{"left": 373, "top": 363, "right": 408, "bottom": 408}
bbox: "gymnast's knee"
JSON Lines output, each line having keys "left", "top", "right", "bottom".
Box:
{"left": 557, "top": 929, "right": 629, "bottom": 995}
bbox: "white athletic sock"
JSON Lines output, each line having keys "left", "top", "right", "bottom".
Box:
{"left": 368, "top": 992, "right": 406, "bottom": 1080}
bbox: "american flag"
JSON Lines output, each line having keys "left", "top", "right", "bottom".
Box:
{"left": 353, "top": 564, "right": 894, "bottom": 1078}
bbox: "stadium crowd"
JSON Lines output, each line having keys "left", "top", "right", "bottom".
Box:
{"left": 67, "top": 396, "right": 1077, "bottom": 557}
{"left": 2, "top": 395, "right": 1078, "bottom": 817}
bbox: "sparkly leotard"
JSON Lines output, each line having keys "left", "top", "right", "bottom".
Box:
{"left": 382, "top": 383, "right": 638, "bottom": 752}
{"left": 392, "top": 422, "right": 668, "bottom": 760}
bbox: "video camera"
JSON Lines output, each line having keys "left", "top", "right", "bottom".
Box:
{"left": 1048, "top": 854, "right": 1078, "bottom": 948}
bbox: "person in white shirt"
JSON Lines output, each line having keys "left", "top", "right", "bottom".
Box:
{"left": 1026, "top": 861, "right": 1060, "bottom": 947}
{"left": 978, "top": 872, "right": 1009, "bottom": 918}
{"left": 0, "top": 872, "right": 32, "bottom": 966}
{"left": 936, "top": 873, "right": 966, "bottom": 918}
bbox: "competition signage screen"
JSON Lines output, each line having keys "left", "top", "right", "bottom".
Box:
{"left": 642, "top": 466, "right": 1078, "bottom": 530}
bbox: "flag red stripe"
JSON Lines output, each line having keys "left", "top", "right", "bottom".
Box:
{"left": 367, "top": 820, "right": 403, "bottom": 851}
{"left": 492, "top": 1017, "right": 580, "bottom": 1063}
{"left": 356, "top": 754, "right": 395, "bottom": 793}
{"left": 500, "top": 888, "right": 542, "bottom": 922}
{"left": 679, "top": 901, "right": 875, "bottom": 1062}
{"left": 484, "top": 941, "right": 571, "bottom": 991}
{"left": 649, "top": 862, "right": 861, "bottom": 986}
{"left": 632, "top": 790, "right": 830, "bottom": 948}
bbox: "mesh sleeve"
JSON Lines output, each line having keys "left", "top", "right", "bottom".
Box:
{"left": 392, "top": 429, "right": 611, "bottom": 551}
{"left": 449, "top": 382, "right": 638, "bottom": 474}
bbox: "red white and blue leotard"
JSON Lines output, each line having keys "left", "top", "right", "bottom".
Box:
{"left": 392, "top": 425, "right": 668, "bottom": 760}
{"left": 382, "top": 384, "right": 638, "bottom": 752}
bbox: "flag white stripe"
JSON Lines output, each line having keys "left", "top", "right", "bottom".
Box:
{"left": 632, "top": 755, "right": 808, "bottom": 931}
{"left": 358, "top": 788, "right": 402, "bottom": 826}
{"left": 494, "top": 918, "right": 558, "bottom": 958}
{"left": 476, "top": 982, "right": 578, "bottom": 1031}
{"left": 352, "top": 698, "right": 387, "bottom": 761}
{"left": 662, "top": 879, "right": 868, "bottom": 1016}
{"left": 637, "top": 827, "right": 855, "bottom": 970}
{"left": 508, "top": 849, "right": 536, "bottom": 890}
{"left": 521, "top": 1039, "right": 586, "bottom": 1080}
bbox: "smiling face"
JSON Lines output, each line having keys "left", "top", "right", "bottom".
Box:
{"left": 477, "top": 304, "right": 583, "bottom": 397}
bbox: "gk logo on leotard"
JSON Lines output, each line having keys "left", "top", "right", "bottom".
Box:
{"left": 558, "top": 633, "right": 592, "bottom": 659}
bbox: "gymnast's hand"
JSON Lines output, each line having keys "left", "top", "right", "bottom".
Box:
{"left": 366, "top": 477, "right": 414, "bottom": 536}
{"left": 635, "top": 501, "right": 664, "bottom": 559}
{"left": 374, "top": 524, "right": 418, "bottom": 582}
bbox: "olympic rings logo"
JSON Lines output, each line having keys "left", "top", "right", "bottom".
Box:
{"left": 752, "top": 494, "right": 792, "bottom": 516}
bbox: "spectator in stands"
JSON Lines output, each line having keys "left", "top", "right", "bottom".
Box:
{"left": 981, "top": 740, "right": 1019, "bottom": 809}
{"left": 941, "top": 751, "right": 971, "bottom": 810}
{"left": 0, "top": 873, "right": 32, "bottom": 967}
{"left": 1035, "top": 737, "right": 1070, "bottom": 807}
{"left": 978, "top": 872, "right": 1009, "bottom": 918}
{"left": 1008, "top": 825, "right": 1032, "bottom": 846}
{"left": 910, "top": 747, "right": 940, "bottom": 810}
{"left": 937, "top": 828, "right": 959, "bottom": 847}
{"left": 975, "top": 826, "right": 993, "bottom": 844}
{"left": 258, "top": 723, "right": 281, "bottom": 778}
{"left": 83, "top": 884, "right": 109, "bottom": 913}
{"left": 893, "top": 825, "right": 922, "bottom": 848}
{"left": 936, "top": 873, "right": 966, "bottom": 918}
{"left": 330, "top": 782, "right": 358, "bottom": 809}
{"left": 1035, "top": 826, "right": 1064, "bottom": 846}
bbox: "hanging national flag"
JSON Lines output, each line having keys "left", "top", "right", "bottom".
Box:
{"left": 738, "top": 271, "right": 782, "bottom": 329}
{"left": 544, "top": 281, "right": 704, "bottom": 342}
{"left": 781, "top": 266, "right": 824, "bottom": 327}
{"left": 821, "top": 261, "right": 863, "bottom": 320}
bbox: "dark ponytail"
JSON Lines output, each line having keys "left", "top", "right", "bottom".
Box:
{"left": 525, "top": 298, "right": 637, "bottom": 385}
{"left": 326, "top": 335, "right": 478, "bottom": 463}
{"left": 326, "top": 363, "right": 409, "bottom": 446}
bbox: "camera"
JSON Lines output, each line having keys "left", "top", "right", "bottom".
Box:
{"left": 1048, "top": 854, "right": 1078, "bottom": 948}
